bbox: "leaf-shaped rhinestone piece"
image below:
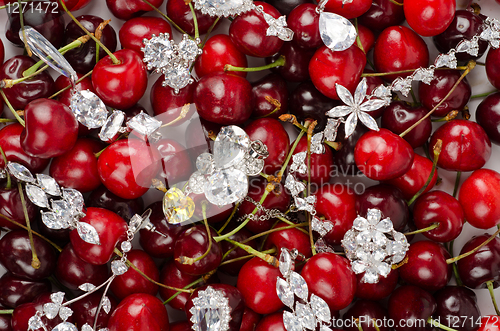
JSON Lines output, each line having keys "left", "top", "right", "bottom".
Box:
{"left": 310, "top": 132, "right": 325, "bottom": 154}
{"left": 52, "top": 322, "right": 78, "bottom": 331}
{"left": 81, "top": 324, "right": 93, "bottom": 331}
{"left": 36, "top": 174, "right": 61, "bottom": 196}
{"left": 26, "top": 184, "right": 49, "bottom": 208}
{"left": 434, "top": 52, "right": 457, "bottom": 69}
{"left": 283, "top": 311, "right": 302, "bottom": 331}
{"left": 77, "top": 222, "right": 101, "bottom": 245}
{"left": 310, "top": 294, "right": 331, "bottom": 323}
{"left": 296, "top": 302, "right": 316, "bottom": 330}
{"left": 79, "top": 283, "right": 96, "bottom": 292}
{"left": 290, "top": 152, "right": 307, "bottom": 174}
{"left": 263, "top": 12, "right": 294, "bottom": 41}
{"left": 111, "top": 260, "right": 128, "bottom": 275}
{"left": 289, "top": 271, "right": 308, "bottom": 301}
{"left": 285, "top": 174, "right": 306, "bottom": 197}
{"left": 311, "top": 216, "right": 333, "bottom": 236}
{"left": 6, "top": 162, "right": 35, "bottom": 183}
{"left": 279, "top": 248, "right": 293, "bottom": 277}
{"left": 276, "top": 277, "right": 295, "bottom": 309}
{"left": 102, "top": 296, "right": 111, "bottom": 314}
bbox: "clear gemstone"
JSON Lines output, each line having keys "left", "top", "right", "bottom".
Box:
{"left": 289, "top": 271, "right": 308, "bottom": 300}
{"left": 213, "top": 126, "right": 250, "bottom": 169}
{"left": 162, "top": 64, "right": 192, "bottom": 92}
{"left": 193, "top": 0, "right": 254, "bottom": 17}
{"left": 102, "top": 296, "right": 111, "bottom": 314}
{"left": 196, "top": 153, "right": 215, "bottom": 175}
{"left": 43, "top": 302, "right": 60, "bottom": 319}
{"left": 26, "top": 184, "right": 49, "bottom": 208}
{"left": 324, "top": 118, "right": 341, "bottom": 142}
{"left": 187, "top": 172, "right": 206, "bottom": 195}
{"left": 285, "top": 174, "right": 306, "bottom": 197}
{"left": 142, "top": 34, "right": 174, "bottom": 70}
{"left": 111, "top": 260, "right": 129, "bottom": 275}
{"left": 362, "top": 269, "right": 379, "bottom": 284}
{"left": 177, "top": 35, "right": 200, "bottom": 62}
{"left": 391, "top": 77, "right": 412, "bottom": 97}
{"left": 204, "top": 168, "right": 248, "bottom": 206}
{"left": 79, "top": 283, "right": 96, "bottom": 292}
{"left": 77, "top": 222, "right": 101, "bottom": 245}
{"left": 126, "top": 111, "right": 162, "bottom": 140}
{"left": 310, "top": 294, "right": 331, "bottom": 323}
{"left": 52, "top": 322, "right": 78, "bottom": 331}
{"left": 296, "top": 302, "right": 315, "bottom": 330}
{"left": 312, "top": 217, "right": 333, "bottom": 236}
{"left": 279, "top": 248, "right": 292, "bottom": 277}
{"left": 352, "top": 260, "right": 368, "bottom": 274}
{"left": 373, "top": 231, "right": 387, "bottom": 246}
{"left": 283, "top": 311, "right": 302, "bottom": 331}
{"left": 367, "top": 209, "right": 381, "bottom": 224}
{"left": 36, "top": 174, "right": 61, "bottom": 196}
{"left": 121, "top": 241, "right": 132, "bottom": 253}
{"left": 310, "top": 132, "right": 325, "bottom": 154}
{"left": 290, "top": 152, "right": 307, "bottom": 174}
{"left": 51, "top": 200, "right": 73, "bottom": 227}
{"left": 6, "top": 162, "right": 35, "bottom": 183}
{"left": 434, "top": 52, "right": 457, "bottom": 69}
{"left": 28, "top": 315, "right": 44, "bottom": 330}
{"left": 412, "top": 68, "right": 435, "bottom": 84}
{"left": 276, "top": 277, "right": 294, "bottom": 309}
{"left": 188, "top": 286, "right": 231, "bottom": 331}
{"left": 82, "top": 324, "right": 93, "bottom": 331}
{"left": 353, "top": 216, "right": 369, "bottom": 231}
{"left": 129, "top": 214, "right": 142, "bottom": 233}
{"left": 319, "top": 12, "right": 357, "bottom": 51}
{"left": 0, "top": 169, "right": 6, "bottom": 179}
{"left": 62, "top": 188, "right": 84, "bottom": 213}
{"left": 234, "top": 154, "right": 265, "bottom": 176}
{"left": 263, "top": 13, "right": 294, "bottom": 41}
{"left": 294, "top": 195, "right": 316, "bottom": 213}
{"left": 163, "top": 187, "right": 195, "bottom": 224}
{"left": 315, "top": 238, "right": 334, "bottom": 254}
{"left": 376, "top": 218, "right": 393, "bottom": 233}
{"left": 99, "top": 110, "right": 125, "bottom": 142}
{"left": 58, "top": 307, "right": 73, "bottom": 321}
{"left": 51, "top": 292, "right": 65, "bottom": 305}
{"left": 70, "top": 90, "right": 108, "bottom": 129}
{"left": 42, "top": 211, "right": 65, "bottom": 230}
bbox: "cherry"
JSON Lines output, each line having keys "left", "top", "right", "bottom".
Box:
{"left": 356, "top": 184, "right": 409, "bottom": 232}
{"left": 71, "top": 291, "right": 118, "bottom": 330}
{"left": 110, "top": 249, "right": 159, "bottom": 300}
{"left": 476, "top": 92, "right": 500, "bottom": 145}
{"left": 434, "top": 286, "right": 481, "bottom": 331}
{"left": 419, "top": 70, "right": 472, "bottom": 118}
{"left": 263, "top": 221, "right": 312, "bottom": 259}
{"left": 64, "top": 15, "right": 118, "bottom": 74}
{"left": 343, "top": 300, "right": 391, "bottom": 331}
{"left": 373, "top": 25, "right": 429, "bottom": 81}
{"left": 477, "top": 316, "right": 500, "bottom": 331}
{"left": 413, "top": 191, "right": 464, "bottom": 242}
{"left": 174, "top": 224, "right": 222, "bottom": 276}
{"left": 287, "top": 4, "right": 321, "bottom": 49}
{"left": 0, "top": 37, "right": 3, "bottom": 64}
{"left": 0, "top": 56, "right": 55, "bottom": 110}
{"left": 154, "top": 138, "right": 193, "bottom": 187}
{"left": 301, "top": 252, "right": 356, "bottom": 311}
{"left": 355, "top": 268, "right": 399, "bottom": 300}
{"left": 358, "top": 0, "right": 405, "bottom": 31}
{"left": 219, "top": 227, "right": 258, "bottom": 276}
{"left": 165, "top": 0, "right": 219, "bottom": 36}
{"left": 357, "top": 24, "right": 376, "bottom": 52}
{"left": 105, "top": 0, "right": 164, "bottom": 20}
{"left": 0, "top": 315, "right": 11, "bottom": 331}
{"left": 429, "top": 119, "right": 491, "bottom": 172}
{"left": 309, "top": 44, "right": 366, "bottom": 100}
{"left": 456, "top": 234, "right": 500, "bottom": 288}
{"left": 107, "top": 293, "right": 169, "bottom": 331}
{"left": 150, "top": 75, "right": 195, "bottom": 126}
{"left": 193, "top": 72, "right": 253, "bottom": 125}
{"left": 191, "top": 193, "right": 234, "bottom": 224}
{"left": 237, "top": 257, "right": 283, "bottom": 315}
{"left": 433, "top": 10, "right": 488, "bottom": 61}
{"left": 67, "top": 0, "right": 91, "bottom": 11}
{"left": 292, "top": 136, "right": 334, "bottom": 185}
{"left": 0, "top": 230, "right": 56, "bottom": 281}
{"left": 86, "top": 185, "right": 144, "bottom": 222}
{"left": 0, "top": 272, "right": 50, "bottom": 308}
{"left": 250, "top": 74, "right": 288, "bottom": 118}
{"left": 69, "top": 207, "right": 128, "bottom": 265}
{"left": 245, "top": 118, "right": 290, "bottom": 174}
{"left": 323, "top": 0, "right": 371, "bottom": 18}
{"left": 185, "top": 117, "right": 219, "bottom": 159}
{"left": 0, "top": 123, "right": 49, "bottom": 174}
{"left": 314, "top": 183, "right": 357, "bottom": 245}
{"left": 229, "top": 2, "right": 284, "bottom": 58}
{"left": 404, "top": 0, "right": 456, "bottom": 37}
{"left": 388, "top": 285, "right": 436, "bottom": 331}
{"left": 92, "top": 49, "right": 147, "bottom": 110}
{"left": 97, "top": 138, "right": 161, "bottom": 200}
{"left": 169, "top": 322, "right": 191, "bottom": 331}
{"left": 194, "top": 34, "right": 247, "bottom": 79}
{"left": 55, "top": 243, "right": 110, "bottom": 290}
{"left": 54, "top": 73, "right": 94, "bottom": 109}
{"left": 381, "top": 102, "right": 432, "bottom": 148}
{"left": 384, "top": 153, "right": 438, "bottom": 200}
{"left": 334, "top": 126, "right": 368, "bottom": 176}
{"left": 119, "top": 16, "right": 172, "bottom": 55}
{"left": 354, "top": 128, "right": 414, "bottom": 181}
{"left": 240, "top": 307, "right": 261, "bottom": 331}
{"left": 185, "top": 284, "right": 245, "bottom": 331}
{"left": 486, "top": 48, "right": 500, "bottom": 90}
{"left": 267, "top": 41, "right": 315, "bottom": 83}
{"left": 263, "top": 0, "right": 312, "bottom": 15}
{"left": 255, "top": 312, "right": 285, "bottom": 331}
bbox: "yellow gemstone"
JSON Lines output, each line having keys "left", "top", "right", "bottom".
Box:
{"left": 163, "top": 187, "right": 195, "bottom": 224}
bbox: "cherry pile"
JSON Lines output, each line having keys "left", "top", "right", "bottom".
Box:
{"left": 1, "top": 0, "right": 500, "bottom": 330}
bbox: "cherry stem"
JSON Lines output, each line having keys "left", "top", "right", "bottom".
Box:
{"left": 220, "top": 248, "right": 277, "bottom": 266}
{"left": 404, "top": 223, "right": 439, "bottom": 236}
{"left": 217, "top": 202, "right": 240, "bottom": 234}
{"left": 201, "top": 17, "right": 220, "bottom": 48}
{"left": 139, "top": 0, "right": 190, "bottom": 37}
{"left": 400, "top": 60, "right": 476, "bottom": 138}
{"left": 354, "top": 19, "right": 365, "bottom": 54}
{"left": 188, "top": 2, "right": 200, "bottom": 39}
{"left": 224, "top": 238, "right": 279, "bottom": 267}
{"left": 177, "top": 203, "right": 213, "bottom": 265}
{"left": 324, "top": 140, "right": 342, "bottom": 150}
{"left": 257, "top": 96, "right": 281, "bottom": 119}
{"left": 18, "top": 0, "right": 32, "bottom": 57}
{"left": 387, "top": 0, "right": 403, "bottom": 5}
{"left": 355, "top": 318, "right": 364, "bottom": 331}
{"left": 307, "top": 121, "right": 317, "bottom": 255}
{"left": 373, "top": 321, "right": 382, "bottom": 331}
{"left": 58, "top": 0, "right": 120, "bottom": 64}
{"left": 407, "top": 139, "right": 442, "bottom": 205}
{"left": 163, "top": 277, "right": 204, "bottom": 304}
{"left": 446, "top": 226, "right": 500, "bottom": 264}
{"left": 225, "top": 55, "right": 285, "bottom": 72}
{"left": 361, "top": 66, "right": 469, "bottom": 78}
{"left": 486, "top": 280, "right": 500, "bottom": 316}
{"left": 431, "top": 110, "right": 459, "bottom": 122}
{"left": 0, "top": 310, "right": 13, "bottom": 315}
{"left": 0, "top": 89, "right": 25, "bottom": 126}
{"left": 160, "top": 104, "right": 192, "bottom": 127}
{"left": 49, "top": 70, "right": 93, "bottom": 99}
{"left": 428, "top": 318, "right": 459, "bottom": 331}
{"left": 17, "top": 182, "right": 40, "bottom": 269}
{"left": 453, "top": 171, "right": 462, "bottom": 198}
{"left": 280, "top": 114, "right": 308, "bottom": 131}
{"left": 447, "top": 239, "right": 464, "bottom": 286}
{"left": 471, "top": 90, "right": 498, "bottom": 99}
{"left": 0, "top": 118, "right": 16, "bottom": 123}
{"left": 0, "top": 145, "right": 12, "bottom": 189}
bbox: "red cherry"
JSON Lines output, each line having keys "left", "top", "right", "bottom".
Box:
{"left": 240, "top": 307, "right": 261, "bottom": 331}
{"left": 477, "top": 316, "right": 500, "bottom": 331}
{"left": 71, "top": 291, "right": 117, "bottom": 330}
{"left": 165, "top": 0, "right": 219, "bottom": 35}
{"left": 301, "top": 252, "right": 356, "bottom": 311}
{"left": 105, "top": 0, "right": 164, "bottom": 20}
{"left": 344, "top": 300, "right": 391, "bottom": 331}
{"left": 354, "top": 128, "right": 414, "bottom": 181}
{"left": 68, "top": 0, "right": 91, "bottom": 10}
{"left": 267, "top": 41, "right": 316, "bottom": 82}
{"left": 0, "top": 37, "right": 3, "bottom": 64}
{"left": 404, "top": 0, "right": 456, "bottom": 37}
{"left": 169, "top": 322, "right": 190, "bottom": 331}
{"left": 434, "top": 286, "right": 481, "bottom": 331}
{"left": 476, "top": 92, "right": 500, "bottom": 145}
{"left": 355, "top": 268, "right": 399, "bottom": 300}
{"left": 0, "top": 187, "right": 37, "bottom": 230}
{"left": 373, "top": 25, "right": 429, "bottom": 81}
{"left": 92, "top": 49, "right": 148, "bottom": 109}
{"left": 309, "top": 45, "right": 366, "bottom": 100}
{"left": 486, "top": 48, "right": 500, "bottom": 90}
{"left": 357, "top": 24, "right": 376, "bottom": 52}
{"left": 194, "top": 34, "right": 247, "bottom": 78}
{"left": 263, "top": 222, "right": 312, "bottom": 259}
{"left": 250, "top": 74, "right": 288, "bottom": 118}
{"left": 69, "top": 207, "right": 128, "bottom": 265}
{"left": 323, "top": 0, "right": 372, "bottom": 19}
{"left": 387, "top": 285, "right": 436, "bottom": 331}
{"left": 458, "top": 169, "right": 500, "bottom": 229}
{"left": 154, "top": 138, "right": 194, "bottom": 187}
{"left": 107, "top": 293, "right": 169, "bottom": 331}
{"left": 86, "top": 185, "right": 145, "bottom": 222}
{"left": 255, "top": 312, "right": 285, "bottom": 331}
{"left": 287, "top": 4, "right": 322, "bottom": 49}
{"left": 358, "top": 0, "right": 405, "bottom": 31}
{"left": 97, "top": 138, "right": 161, "bottom": 200}
{"left": 119, "top": 16, "right": 172, "bottom": 55}
{"left": 0, "top": 272, "right": 50, "bottom": 309}
{"left": 292, "top": 136, "right": 334, "bottom": 185}
{"left": 237, "top": 257, "right": 283, "bottom": 315}
{"left": 150, "top": 75, "right": 195, "bottom": 126}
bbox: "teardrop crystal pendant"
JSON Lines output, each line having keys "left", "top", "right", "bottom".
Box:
{"left": 318, "top": 12, "right": 357, "bottom": 52}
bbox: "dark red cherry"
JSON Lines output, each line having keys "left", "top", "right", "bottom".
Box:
{"left": 0, "top": 187, "right": 37, "bottom": 230}
{"left": 219, "top": 227, "right": 258, "bottom": 276}
{"left": 64, "top": 15, "right": 118, "bottom": 74}
{"left": 0, "top": 230, "right": 56, "bottom": 280}
{"left": 343, "top": 300, "right": 391, "bottom": 331}
{"left": 191, "top": 193, "right": 234, "bottom": 224}
{"left": 301, "top": 252, "right": 356, "bottom": 311}
{"left": 434, "top": 286, "right": 481, "bottom": 331}
{"left": 355, "top": 268, "right": 399, "bottom": 300}
{"left": 354, "top": 128, "right": 414, "bottom": 181}
{"left": 334, "top": 126, "right": 368, "bottom": 176}
{"left": 358, "top": 0, "right": 405, "bottom": 31}
{"left": 0, "top": 315, "right": 11, "bottom": 331}
{"left": 413, "top": 191, "right": 464, "bottom": 242}
{"left": 250, "top": 74, "right": 288, "bottom": 118}
{"left": 193, "top": 72, "right": 253, "bottom": 125}
{"left": 170, "top": 322, "right": 191, "bottom": 331}
{"left": 456, "top": 234, "right": 500, "bottom": 288}
{"left": 166, "top": 0, "right": 219, "bottom": 35}
{"left": 71, "top": 291, "right": 118, "bottom": 330}
{"left": 388, "top": 285, "right": 436, "bottom": 331}
{"left": 0, "top": 272, "right": 50, "bottom": 308}
{"left": 255, "top": 312, "right": 285, "bottom": 331}
{"left": 245, "top": 118, "right": 290, "bottom": 174}
{"left": 69, "top": 207, "right": 128, "bottom": 265}
{"left": 373, "top": 25, "right": 429, "bottom": 81}
{"left": 357, "top": 24, "right": 376, "bottom": 52}
{"left": 105, "top": 0, "right": 164, "bottom": 20}
{"left": 264, "top": 221, "right": 312, "bottom": 259}
{"left": 381, "top": 102, "right": 432, "bottom": 148}
{"left": 97, "top": 138, "right": 161, "bottom": 200}
{"left": 476, "top": 92, "right": 500, "bottom": 145}
{"left": 429, "top": 119, "right": 491, "bottom": 172}
{"left": 154, "top": 138, "right": 193, "bottom": 187}
{"left": 323, "top": 0, "right": 371, "bottom": 18}
{"left": 229, "top": 2, "right": 284, "bottom": 57}
{"left": 404, "top": 0, "right": 456, "bottom": 37}
{"left": 356, "top": 184, "right": 409, "bottom": 232}
{"left": 292, "top": 136, "right": 334, "bottom": 185}
{"left": 419, "top": 70, "right": 471, "bottom": 117}
{"left": 263, "top": 0, "right": 312, "bottom": 15}
{"left": 309, "top": 45, "right": 366, "bottom": 100}
{"left": 185, "top": 117, "right": 219, "bottom": 159}
{"left": 119, "top": 16, "right": 172, "bottom": 55}
{"left": 86, "top": 185, "right": 144, "bottom": 222}
{"left": 237, "top": 257, "right": 283, "bottom": 315}
{"left": 267, "top": 41, "right": 316, "bottom": 82}
{"left": 240, "top": 307, "right": 261, "bottom": 331}
{"left": 54, "top": 73, "right": 94, "bottom": 108}
{"left": 486, "top": 47, "right": 500, "bottom": 90}
{"left": 150, "top": 75, "right": 195, "bottom": 126}
{"left": 0, "top": 56, "right": 54, "bottom": 110}
{"left": 0, "top": 37, "right": 3, "bottom": 64}
{"left": 287, "top": 4, "right": 321, "bottom": 49}
{"left": 315, "top": 183, "right": 357, "bottom": 245}
{"left": 107, "top": 293, "right": 169, "bottom": 331}
{"left": 194, "top": 34, "right": 247, "bottom": 79}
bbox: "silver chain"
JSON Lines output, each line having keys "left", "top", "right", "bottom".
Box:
{"left": 236, "top": 196, "right": 289, "bottom": 222}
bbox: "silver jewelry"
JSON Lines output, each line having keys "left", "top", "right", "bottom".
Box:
{"left": 189, "top": 286, "right": 232, "bottom": 331}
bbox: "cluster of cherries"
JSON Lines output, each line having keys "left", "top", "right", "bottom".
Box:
{"left": 1, "top": 0, "right": 500, "bottom": 330}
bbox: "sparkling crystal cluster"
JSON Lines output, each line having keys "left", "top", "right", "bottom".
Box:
{"left": 189, "top": 286, "right": 232, "bottom": 331}
{"left": 192, "top": 0, "right": 255, "bottom": 17}
{"left": 261, "top": 10, "right": 294, "bottom": 41}
{"left": 341, "top": 209, "right": 409, "bottom": 284}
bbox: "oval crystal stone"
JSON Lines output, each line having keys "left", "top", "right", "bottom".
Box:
{"left": 319, "top": 12, "right": 357, "bottom": 52}
{"left": 204, "top": 168, "right": 248, "bottom": 206}
{"left": 70, "top": 90, "right": 108, "bottom": 129}
{"left": 213, "top": 126, "right": 250, "bottom": 169}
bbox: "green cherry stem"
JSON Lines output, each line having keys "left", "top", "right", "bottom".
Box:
{"left": 139, "top": 0, "right": 190, "bottom": 37}
{"left": 361, "top": 66, "right": 469, "bottom": 78}
{"left": 404, "top": 223, "right": 439, "bottom": 236}
{"left": 201, "top": 17, "right": 221, "bottom": 48}
{"left": 471, "top": 90, "right": 498, "bottom": 99}
{"left": 0, "top": 89, "right": 25, "bottom": 127}
{"left": 307, "top": 121, "right": 316, "bottom": 255}
{"left": 49, "top": 70, "right": 93, "bottom": 99}
{"left": 17, "top": 182, "right": 40, "bottom": 269}
{"left": 224, "top": 238, "right": 278, "bottom": 266}
{"left": 446, "top": 226, "right": 500, "bottom": 264}
{"left": 0, "top": 310, "right": 13, "bottom": 315}
{"left": 354, "top": 18, "right": 365, "bottom": 54}
{"left": 486, "top": 280, "right": 500, "bottom": 316}
{"left": 217, "top": 203, "right": 240, "bottom": 234}
{"left": 225, "top": 55, "right": 285, "bottom": 72}
{"left": 220, "top": 248, "right": 277, "bottom": 266}
{"left": 448, "top": 240, "right": 464, "bottom": 286}
{"left": 0, "top": 145, "right": 12, "bottom": 189}
{"left": 163, "top": 277, "right": 204, "bottom": 304}
{"left": 188, "top": 2, "right": 200, "bottom": 40}
{"left": 428, "top": 318, "right": 459, "bottom": 331}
